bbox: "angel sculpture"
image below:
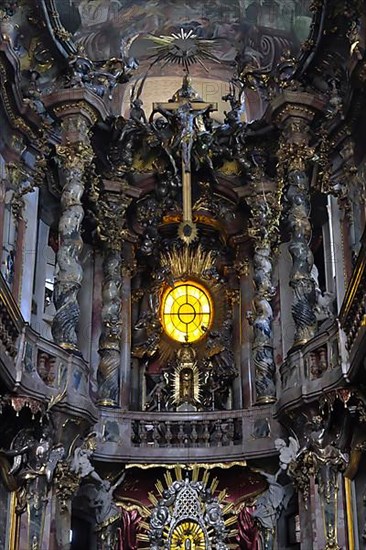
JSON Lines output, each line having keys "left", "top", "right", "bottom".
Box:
{"left": 0, "top": 427, "right": 65, "bottom": 549}
{"left": 70, "top": 431, "right": 103, "bottom": 483}
{"left": 1, "top": 426, "right": 65, "bottom": 485}
{"left": 253, "top": 470, "right": 293, "bottom": 533}
{"left": 274, "top": 437, "right": 300, "bottom": 474}
{"left": 91, "top": 472, "right": 126, "bottom": 524}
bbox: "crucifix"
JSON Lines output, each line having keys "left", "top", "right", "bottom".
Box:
{"left": 153, "top": 75, "right": 217, "bottom": 243}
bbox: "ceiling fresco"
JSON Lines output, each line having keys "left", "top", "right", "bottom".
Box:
{"left": 57, "top": 0, "right": 313, "bottom": 67}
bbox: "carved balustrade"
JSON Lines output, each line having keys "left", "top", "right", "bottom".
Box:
{"left": 95, "top": 406, "right": 281, "bottom": 462}
{"left": 0, "top": 273, "right": 97, "bottom": 422}
{"left": 277, "top": 320, "right": 347, "bottom": 413}
{"left": 0, "top": 272, "right": 22, "bottom": 358}
{"left": 132, "top": 414, "right": 239, "bottom": 448}
{"left": 340, "top": 228, "right": 366, "bottom": 369}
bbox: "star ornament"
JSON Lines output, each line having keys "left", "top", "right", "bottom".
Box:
{"left": 147, "top": 28, "right": 220, "bottom": 72}
{"left": 178, "top": 220, "right": 198, "bottom": 245}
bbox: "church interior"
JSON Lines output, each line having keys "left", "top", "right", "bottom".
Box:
{"left": 0, "top": 0, "right": 366, "bottom": 548}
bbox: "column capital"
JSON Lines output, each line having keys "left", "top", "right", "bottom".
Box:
{"left": 43, "top": 88, "right": 109, "bottom": 132}
{"left": 268, "top": 91, "right": 327, "bottom": 127}
{"left": 96, "top": 191, "right": 133, "bottom": 250}
{"left": 56, "top": 139, "right": 93, "bottom": 173}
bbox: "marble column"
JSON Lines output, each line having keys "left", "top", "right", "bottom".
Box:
{"left": 248, "top": 177, "right": 280, "bottom": 404}
{"left": 97, "top": 246, "right": 123, "bottom": 406}
{"left": 298, "top": 489, "right": 314, "bottom": 550}
{"left": 119, "top": 246, "right": 135, "bottom": 410}
{"left": 286, "top": 166, "right": 317, "bottom": 346}
{"left": 318, "top": 465, "right": 342, "bottom": 550}
{"left": 96, "top": 191, "right": 132, "bottom": 407}
{"left": 19, "top": 189, "right": 39, "bottom": 322}
{"left": 276, "top": 114, "right": 318, "bottom": 347}
{"left": 52, "top": 119, "right": 93, "bottom": 352}
{"left": 235, "top": 250, "right": 252, "bottom": 408}
{"left": 54, "top": 467, "right": 80, "bottom": 550}
{"left": 42, "top": 89, "right": 108, "bottom": 353}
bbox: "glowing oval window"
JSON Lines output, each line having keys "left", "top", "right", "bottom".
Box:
{"left": 161, "top": 281, "right": 213, "bottom": 343}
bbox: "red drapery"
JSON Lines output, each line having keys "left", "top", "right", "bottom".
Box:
{"left": 118, "top": 509, "right": 141, "bottom": 550}
{"left": 236, "top": 506, "right": 261, "bottom": 550}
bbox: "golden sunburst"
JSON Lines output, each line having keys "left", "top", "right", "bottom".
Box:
{"left": 171, "top": 521, "right": 206, "bottom": 550}
{"left": 137, "top": 466, "right": 238, "bottom": 549}
{"left": 147, "top": 28, "right": 220, "bottom": 71}
{"left": 157, "top": 246, "right": 225, "bottom": 363}
{"left": 161, "top": 245, "right": 216, "bottom": 281}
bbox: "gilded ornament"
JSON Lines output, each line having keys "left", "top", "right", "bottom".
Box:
{"left": 56, "top": 140, "right": 93, "bottom": 171}
{"left": 178, "top": 220, "right": 198, "bottom": 245}
{"left": 235, "top": 258, "right": 250, "bottom": 278}
{"left": 54, "top": 462, "right": 80, "bottom": 512}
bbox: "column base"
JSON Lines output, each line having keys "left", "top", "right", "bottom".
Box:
{"left": 97, "top": 399, "right": 119, "bottom": 407}
{"left": 255, "top": 396, "right": 277, "bottom": 405}
{"left": 59, "top": 342, "right": 81, "bottom": 355}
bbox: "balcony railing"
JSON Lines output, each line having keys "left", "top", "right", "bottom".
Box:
{"left": 0, "top": 273, "right": 22, "bottom": 358}
{"left": 340, "top": 227, "right": 366, "bottom": 368}
{"left": 277, "top": 320, "right": 347, "bottom": 413}
{"left": 95, "top": 406, "right": 282, "bottom": 463}
{"left": 0, "top": 273, "right": 97, "bottom": 422}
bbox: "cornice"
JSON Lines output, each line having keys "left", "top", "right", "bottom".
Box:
{"left": 268, "top": 91, "right": 327, "bottom": 124}
{"left": 38, "top": 0, "right": 77, "bottom": 59}
{"left": 0, "top": 47, "right": 45, "bottom": 148}
{"left": 42, "top": 87, "right": 110, "bottom": 124}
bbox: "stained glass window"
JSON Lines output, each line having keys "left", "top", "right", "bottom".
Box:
{"left": 161, "top": 281, "right": 212, "bottom": 343}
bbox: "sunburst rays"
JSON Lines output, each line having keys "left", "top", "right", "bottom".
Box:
{"left": 147, "top": 28, "right": 220, "bottom": 72}
{"left": 137, "top": 466, "right": 238, "bottom": 549}
{"left": 171, "top": 521, "right": 206, "bottom": 550}
{"left": 161, "top": 246, "right": 217, "bottom": 281}
{"left": 158, "top": 246, "right": 225, "bottom": 363}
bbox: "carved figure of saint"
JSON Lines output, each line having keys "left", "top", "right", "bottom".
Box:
{"left": 174, "top": 347, "right": 199, "bottom": 409}
{"left": 180, "top": 368, "right": 194, "bottom": 402}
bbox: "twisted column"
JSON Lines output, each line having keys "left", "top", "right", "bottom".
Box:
{"left": 98, "top": 247, "right": 123, "bottom": 406}
{"left": 277, "top": 119, "right": 316, "bottom": 346}
{"left": 52, "top": 134, "right": 93, "bottom": 351}
{"left": 248, "top": 175, "right": 281, "bottom": 404}
{"left": 286, "top": 167, "right": 317, "bottom": 345}
{"left": 96, "top": 191, "right": 132, "bottom": 406}
{"left": 274, "top": 96, "right": 325, "bottom": 347}
{"left": 42, "top": 88, "right": 108, "bottom": 352}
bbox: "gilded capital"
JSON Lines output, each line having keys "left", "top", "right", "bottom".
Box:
{"left": 56, "top": 140, "right": 93, "bottom": 172}
{"left": 54, "top": 462, "right": 80, "bottom": 512}
{"left": 234, "top": 258, "right": 250, "bottom": 277}
{"left": 277, "top": 138, "right": 315, "bottom": 173}
{"left": 96, "top": 193, "right": 132, "bottom": 249}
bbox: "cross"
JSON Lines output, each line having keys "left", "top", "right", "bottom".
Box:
{"left": 153, "top": 76, "right": 217, "bottom": 242}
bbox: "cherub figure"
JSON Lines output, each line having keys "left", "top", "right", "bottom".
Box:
{"left": 274, "top": 436, "right": 300, "bottom": 474}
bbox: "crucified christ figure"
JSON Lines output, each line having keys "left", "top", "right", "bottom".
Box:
{"left": 153, "top": 102, "right": 211, "bottom": 172}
